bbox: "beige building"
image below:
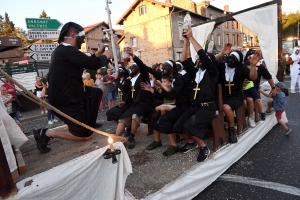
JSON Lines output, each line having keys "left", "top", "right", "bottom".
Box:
{"left": 81, "top": 22, "right": 123, "bottom": 62}
{"left": 116, "top": 0, "right": 257, "bottom": 65}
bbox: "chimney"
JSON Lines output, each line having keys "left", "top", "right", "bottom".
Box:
{"left": 165, "top": 0, "right": 171, "bottom": 4}
{"left": 224, "top": 5, "right": 229, "bottom": 14}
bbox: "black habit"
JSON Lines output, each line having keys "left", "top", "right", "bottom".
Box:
{"left": 172, "top": 49, "right": 218, "bottom": 138}
{"left": 119, "top": 56, "right": 154, "bottom": 120}
{"left": 48, "top": 44, "right": 108, "bottom": 137}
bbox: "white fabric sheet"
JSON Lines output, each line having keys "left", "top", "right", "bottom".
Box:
{"left": 143, "top": 113, "right": 283, "bottom": 200}
{"left": 0, "top": 100, "right": 28, "bottom": 172}
{"left": 233, "top": 4, "right": 278, "bottom": 78}
{"left": 10, "top": 142, "right": 132, "bottom": 200}
{"left": 190, "top": 22, "right": 216, "bottom": 62}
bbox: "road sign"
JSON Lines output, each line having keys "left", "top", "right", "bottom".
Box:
{"left": 25, "top": 18, "right": 63, "bottom": 30}
{"left": 30, "top": 52, "right": 52, "bottom": 61}
{"left": 28, "top": 43, "right": 58, "bottom": 52}
{"left": 28, "top": 30, "right": 60, "bottom": 39}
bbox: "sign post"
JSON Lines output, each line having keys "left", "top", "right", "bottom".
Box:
{"left": 25, "top": 18, "right": 62, "bottom": 30}
{"left": 27, "top": 31, "right": 60, "bottom": 39}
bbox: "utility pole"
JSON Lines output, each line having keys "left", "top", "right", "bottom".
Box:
{"left": 105, "top": 0, "right": 119, "bottom": 69}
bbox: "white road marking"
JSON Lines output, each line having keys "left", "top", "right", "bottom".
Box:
{"left": 219, "top": 174, "right": 300, "bottom": 196}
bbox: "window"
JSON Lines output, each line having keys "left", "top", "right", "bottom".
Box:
{"left": 226, "top": 34, "right": 229, "bottom": 43}
{"left": 232, "top": 34, "right": 235, "bottom": 45}
{"left": 225, "top": 21, "right": 228, "bottom": 28}
{"left": 217, "top": 35, "right": 221, "bottom": 46}
{"left": 237, "top": 35, "right": 239, "bottom": 46}
{"left": 176, "top": 52, "right": 182, "bottom": 61}
{"left": 130, "top": 37, "right": 137, "bottom": 47}
{"left": 210, "top": 14, "right": 213, "bottom": 20}
{"left": 210, "top": 34, "right": 214, "bottom": 41}
{"left": 178, "top": 23, "right": 183, "bottom": 40}
{"left": 236, "top": 22, "right": 239, "bottom": 29}
{"left": 140, "top": 6, "right": 147, "bottom": 15}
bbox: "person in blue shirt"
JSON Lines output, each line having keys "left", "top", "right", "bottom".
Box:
{"left": 260, "top": 82, "right": 292, "bottom": 135}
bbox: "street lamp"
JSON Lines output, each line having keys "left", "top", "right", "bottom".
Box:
{"left": 105, "top": 0, "right": 119, "bottom": 69}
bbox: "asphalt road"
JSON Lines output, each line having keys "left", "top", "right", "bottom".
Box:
{"left": 194, "top": 76, "right": 300, "bottom": 200}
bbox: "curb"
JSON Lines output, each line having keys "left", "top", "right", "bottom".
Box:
{"left": 20, "top": 114, "right": 47, "bottom": 123}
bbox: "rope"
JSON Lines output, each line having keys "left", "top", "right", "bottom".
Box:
{"left": 0, "top": 68, "right": 127, "bottom": 144}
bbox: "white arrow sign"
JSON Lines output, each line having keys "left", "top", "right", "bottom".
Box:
{"left": 30, "top": 52, "right": 52, "bottom": 61}
{"left": 29, "top": 43, "right": 58, "bottom": 52}
{"left": 28, "top": 30, "right": 60, "bottom": 39}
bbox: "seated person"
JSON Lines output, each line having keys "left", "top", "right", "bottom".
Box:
{"left": 215, "top": 44, "right": 260, "bottom": 143}
{"left": 154, "top": 75, "right": 176, "bottom": 115}
{"left": 243, "top": 79, "right": 260, "bottom": 127}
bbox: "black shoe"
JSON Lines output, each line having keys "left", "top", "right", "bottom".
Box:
{"left": 146, "top": 141, "right": 162, "bottom": 150}
{"left": 197, "top": 146, "right": 210, "bottom": 162}
{"left": 228, "top": 127, "right": 237, "bottom": 143}
{"left": 33, "top": 129, "right": 52, "bottom": 153}
{"left": 180, "top": 141, "right": 198, "bottom": 153}
{"left": 94, "top": 123, "right": 103, "bottom": 128}
{"left": 124, "top": 127, "right": 131, "bottom": 137}
{"left": 261, "top": 113, "right": 266, "bottom": 121}
{"left": 162, "top": 145, "right": 180, "bottom": 157}
{"left": 128, "top": 134, "right": 136, "bottom": 149}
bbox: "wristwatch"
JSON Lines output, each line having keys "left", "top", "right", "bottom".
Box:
{"left": 272, "top": 86, "right": 276, "bottom": 89}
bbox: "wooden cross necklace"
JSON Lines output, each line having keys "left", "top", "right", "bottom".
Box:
{"left": 225, "top": 67, "right": 235, "bottom": 94}
{"left": 193, "top": 69, "right": 205, "bottom": 100}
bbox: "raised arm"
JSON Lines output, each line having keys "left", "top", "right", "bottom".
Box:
{"left": 215, "top": 43, "right": 232, "bottom": 60}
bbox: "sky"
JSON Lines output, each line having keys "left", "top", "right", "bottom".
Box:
{"left": 0, "top": 0, "right": 299, "bottom": 31}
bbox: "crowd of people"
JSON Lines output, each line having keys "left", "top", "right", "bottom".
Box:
{"left": 27, "top": 22, "right": 295, "bottom": 163}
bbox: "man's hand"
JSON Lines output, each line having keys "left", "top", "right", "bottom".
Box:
{"left": 249, "top": 50, "right": 261, "bottom": 67}
{"left": 155, "top": 80, "right": 162, "bottom": 86}
{"left": 126, "top": 47, "right": 134, "bottom": 57}
{"left": 271, "top": 88, "right": 277, "bottom": 96}
{"left": 221, "top": 43, "right": 232, "bottom": 55}
{"left": 185, "top": 28, "right": 194, "bottom": 40}
{"left": 140, "top": 82, "right": 153, "bottom": 92}
{"left": 118, "top": 101, "right": 126, "bottom": 108}
{"left": 95, "top": 46, "right": 105, "bottom": 57}
{"left": 102, "top": 50, "right": 113, "bottom": 59}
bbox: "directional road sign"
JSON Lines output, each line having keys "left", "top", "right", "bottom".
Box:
{"left": 28, "top": 43, "right": 58, "bottom": 52}
{"left": 30, "top": 52, "right": 52, "bottom": 61}
{"left": 26, "top": 18, "right": 63, "bottom": 30}
{"left": 28, "top": 30, "right": 60, "bottom": 39}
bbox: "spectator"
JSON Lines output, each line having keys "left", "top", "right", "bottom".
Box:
{"left": 103, "top": 68, "right": 117, "bottom": 109}
{"left": 83, "top": 73, "right": 95, "bottom": 87}
{"left": 1, "top": 87, "right": 18, "bottom": 120}
{"left": 1, "top": 78, "right": 22, "bottom": 117}
{"left": 41, "top": 79, "right": 58, "bottom": 125}
{"left": 35, "top": 76, "right": 46, "bottom": 114}
{"left": 95, "top": 73, "right": 108, "bottom": 111}
{"left": 82, "top": 69, "right": 87, "bottom": 80}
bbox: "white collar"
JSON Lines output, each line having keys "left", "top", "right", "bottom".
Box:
{"left": 225, "top": 63, "right": 236, "bottom": 82}
{"left": 195, "top": 69, "right": 206, "bottom": 84}
{"left": 131, "top": 73, "right": 141, "bottom": 86}
{"left": 62, "top": 42, "right": 72, "bottom": 46}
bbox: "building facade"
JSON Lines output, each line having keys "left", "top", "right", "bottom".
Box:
{"left": 117, "top": 0, "right": 257, "bottom": 65}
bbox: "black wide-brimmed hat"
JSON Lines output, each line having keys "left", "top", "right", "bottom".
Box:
{"left": 58, "top": 22, "right": 84, "bottom": 43}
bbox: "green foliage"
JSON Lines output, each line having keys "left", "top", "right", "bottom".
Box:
{"left": 282, "top": 11, "right": 300, "bottom": 38}
{"left": 0, "top": 12, "right": 15, "bottom": 37}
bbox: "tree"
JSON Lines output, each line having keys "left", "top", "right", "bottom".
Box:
{"left": 282, "top": 11, "right": 300, "bottom": 39}
{"left": 13, "top": 27, "right": 31, "bottom": 48}
{"left": 39, "top": 10, "right": 50, "bottom": 19}
{"left": 39, "top": 10, "right": 52, "bottom": 43}
{"left": 1, "top": 12, "right": 15, "bottom": 37}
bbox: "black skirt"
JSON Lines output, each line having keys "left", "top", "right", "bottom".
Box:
{"left": 54, "top": 86, "right": 103, "bottom": 137}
